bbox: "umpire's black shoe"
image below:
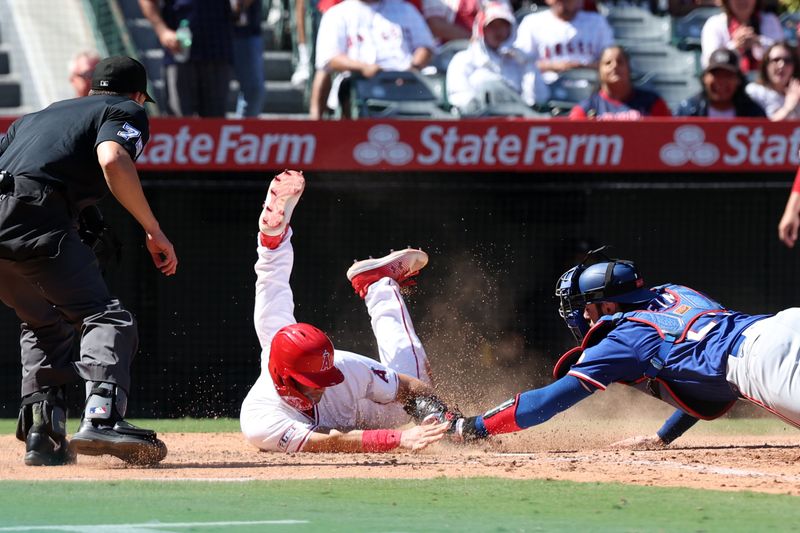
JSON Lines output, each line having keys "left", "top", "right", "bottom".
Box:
{"left": 70, "top": 419, "right": 167, "bottom": 466}
{"left": 24, "top": 431, "right": 76, "bottom": 466}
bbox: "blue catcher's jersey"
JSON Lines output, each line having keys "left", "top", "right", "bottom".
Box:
{"left": 566, "top": 285, "right": 769, "bottom": 417}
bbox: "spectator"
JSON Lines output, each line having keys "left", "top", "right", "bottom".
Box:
{"left": 569, "top": 45, "right": 671, "bottom": 120}
{"left": 745, "top": 42, "right": 800, "bottom": 121}
{"left": 514, "top": 0, "right": 614, "bottom": 85}
{"left": 700, "top": 0, "right": 782, "bottom": 75}
{"left": 446, "top": 1, "right": 548, "bottom": 113}
{"left": 423, "top": 0, "right": 480, "bottom": 46}
{"left": 291, "top": 0, "right": 313, "bottom": 88}
{"left": 231, "top": 0, "right": 266, "bottom": 117}
{"left": 68, "top": 50, "right": 100, "bottom": 98}
{"left": 310, "top": 0, "right": 435, "bottom": 119}
{"left": 138, "top": 0, "right": 233, "bottom": 117}
{"left": 676, "top": 48, "right": 766, "bottom": 117}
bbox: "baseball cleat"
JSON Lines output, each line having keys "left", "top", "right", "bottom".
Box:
{"left": 259, "top": 169, "right": 305, "bottom": 249}
{"left": 347, "top": 248, "right": 428, "bottom": 298}
{"left": 70, "top": 419, "right": 167, "bottom": 466}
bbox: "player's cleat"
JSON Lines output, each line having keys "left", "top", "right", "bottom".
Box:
{"left": 24, "top": 431, "right": 76, "bottom": 466}
{"left": 347, "top": 248, "right": 428, "bottom": 298}
{"left": 70, "top": 418, "right": 167, "bottom": 466}
{"left": 259, "top": 170, "right": 305, "bottom": 249}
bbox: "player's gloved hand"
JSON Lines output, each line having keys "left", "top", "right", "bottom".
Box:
{"left": 404, "top": 395, "right": 462, "bottom": 428}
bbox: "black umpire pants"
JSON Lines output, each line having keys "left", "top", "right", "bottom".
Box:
{"left": 0, "top": 178, "right": 138, "bottom": 398}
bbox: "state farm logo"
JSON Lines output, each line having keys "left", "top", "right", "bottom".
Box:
{"left": 353, "top": 125, "right": 414, "bottom": 166}
{"left": 659, "top": 125, "right": 719, "bottom": 167}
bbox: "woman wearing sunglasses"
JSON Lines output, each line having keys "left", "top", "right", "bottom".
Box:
{"left": 745, "top": 41, "right": 800, "bottom": 121}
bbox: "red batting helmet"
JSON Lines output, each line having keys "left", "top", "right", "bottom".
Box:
{"left": 267, "top": 323, "right": 344, "bottom": 411}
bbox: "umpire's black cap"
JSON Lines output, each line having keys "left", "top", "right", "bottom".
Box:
{"left": 91, "top": 56, "right": 155, "bottom": 103}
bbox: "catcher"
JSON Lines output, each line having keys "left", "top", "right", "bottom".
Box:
{"left": 448, "top": 247, "right": 800, "bottom": 447}
{"left": 239, "top": 170, "right": 454, "bottom": 453}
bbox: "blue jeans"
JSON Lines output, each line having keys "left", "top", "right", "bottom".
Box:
{"left": 232, "top": 34, "right": 266, "bottom": 117}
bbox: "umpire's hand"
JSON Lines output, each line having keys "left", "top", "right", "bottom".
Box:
{"left": 146, "top": 228, "right": 178, "bottom": 276}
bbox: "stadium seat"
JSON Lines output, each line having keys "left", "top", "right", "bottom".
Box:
{"left": 349, "top": 70, "right": 451, "bottom": 119}
{"left": 672, "top": 7, "right": 722, "bottom": 51}
{"left": 455, "top": 80, "right": 546, "bottom": 118}
{"left": 546, "top": 68, "right": 598, "bottom": 115}
{"left": 514, "top": 3, "right": 543, "bottom": 23}
{"left": 430, "top": 39, "right": 470, "bottom": 75}
{"left": 425, "top": 40, "right": 470, "bottom": 110}
{"left": 635, "top": 71, "right": 701, "bottom": 113}
{"left": 606, "top": 5, "right": 672, "bottom": 46}
{"left": 627, "top": 43, "right": 700, "bottom": 78}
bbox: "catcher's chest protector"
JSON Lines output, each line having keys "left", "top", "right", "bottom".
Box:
{"left": 557, "top": 284, "right": 737, "bottom": 420}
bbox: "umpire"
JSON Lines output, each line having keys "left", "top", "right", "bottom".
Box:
{"left": 0, "top": 56, "right": 177, "bottom": 466}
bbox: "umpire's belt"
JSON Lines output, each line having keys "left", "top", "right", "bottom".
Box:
{"left": 0, "top": 170, "right": 13, "bottom": 194}
{"left": 0, "top": 172, "right": 67, "bottom": 199}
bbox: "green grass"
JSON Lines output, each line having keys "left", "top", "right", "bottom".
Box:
{"left": 1, "top": 416, "right": 793, "bottom": 436}
{"left": 0, "top": 478, "right": 798, "bottom": 532}
{"left": 0, "top": 417, "right": 241, "bottom": 434}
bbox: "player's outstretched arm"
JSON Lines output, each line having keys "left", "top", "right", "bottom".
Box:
{"left": 300, "top": 422, "right": 449, "bottom": 453}
{"left": 97, "top": 140, "right": 178, "bottom": 275}
{"left": 609, "top": 409, "right": 698, "bottom": 449}
{"left": 452, "top": 375, "right": 594, "bottom": 441}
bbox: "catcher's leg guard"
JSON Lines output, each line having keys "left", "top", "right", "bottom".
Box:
{"left": 69, "top": 382, "right": 167, "bottom": 466}
{"left": 16, "top": 387, "right": 75, "bottom": 466}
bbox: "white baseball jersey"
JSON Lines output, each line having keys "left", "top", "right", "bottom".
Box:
{"left": 700, "top": 12, "right": 783, "bottom": 68}
{"left": 446, "top": 39, "right": 549, "bottom": 110}
{"left": 240, "top": 231, "right": 432, "bottom": 453}
{"left": 315, "top": 0, "right": 435, "bottom": 71}
{"left": 726, "top": 308, "right": 800, "bottom": 429}
{"left": 745, "top": 82, "right": 800, "bottom": 120}
{"left": 513, "top": 9, "right": 614, "bottom": 84}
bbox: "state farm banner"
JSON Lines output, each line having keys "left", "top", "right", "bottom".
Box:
{"left": 1, "top": 117, "right": 798, "bottom": 172}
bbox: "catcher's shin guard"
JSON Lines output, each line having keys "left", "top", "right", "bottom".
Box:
{"left": 17, "top": 387, "right": 75, "bottom": 466}
{"left": 481, "top": 394, "right": 523, "bottom": 435}
{"left": 70, "top": 382, "right": 167, "bottom": 466}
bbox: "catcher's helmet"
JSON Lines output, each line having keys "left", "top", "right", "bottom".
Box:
{"left": 556, "top": 247, "right": 656, "bottom": 341}
{"left": 268, "top": 323, "right": 344, "bottom": 411}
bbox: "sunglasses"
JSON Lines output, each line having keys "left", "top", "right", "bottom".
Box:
{"left": 768, "top": 56, "right": 795, "bottom": 65}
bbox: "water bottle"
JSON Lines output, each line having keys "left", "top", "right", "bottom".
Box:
{"left": 174, "top": 19, "right": 192, "bottom": 63}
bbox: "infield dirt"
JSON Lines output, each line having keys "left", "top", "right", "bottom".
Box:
{"left": 2, "top": 389, "right": 797, "bottom": 495}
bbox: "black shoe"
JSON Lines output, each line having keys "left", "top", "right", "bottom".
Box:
{"left": 24, "top": 431, "right": 76, "bottom": 466}
{"left": 70, "top": 419, "right": 167, "bottom": 466}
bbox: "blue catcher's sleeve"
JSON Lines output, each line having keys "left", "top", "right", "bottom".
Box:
{"left": 472, "top": 375, "right": 594, "bottom": 437}
{"left": 656, "top": 409, "right": 699, "bottom": 445}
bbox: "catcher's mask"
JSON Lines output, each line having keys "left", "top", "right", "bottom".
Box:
{"left": 268, "top": 323, "right": 344, "bottom": 411}
{"left": 555, "top": 246, "right": 656, "bottom": 342}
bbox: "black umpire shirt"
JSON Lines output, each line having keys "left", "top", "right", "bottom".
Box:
{"left": 0, "top": 95, "right": 149, "bottom": 260}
